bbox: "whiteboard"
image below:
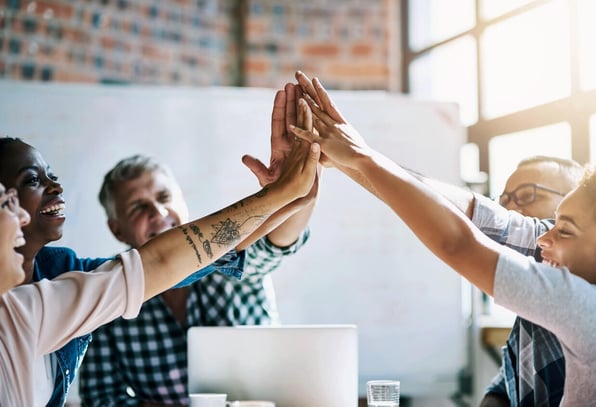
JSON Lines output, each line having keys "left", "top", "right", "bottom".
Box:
{"left": 0, "top": 81, "right": 467, "bottom": 397}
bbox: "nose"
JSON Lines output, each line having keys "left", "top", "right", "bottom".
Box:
{"left": 537, "top": 229, "right": 552, "bottom": 249}
{"left": 46, "top": 178, "right": 63, "bottom": 195}
{"left": 150, "top": 202, "right": 169, "bottom": 219}
{"left": 18, "top": 206, "right": 30, "bottom": 226}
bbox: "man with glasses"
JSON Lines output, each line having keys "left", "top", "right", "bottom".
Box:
{"left": 481, "top": 155, "right": 584, "bottom": 407}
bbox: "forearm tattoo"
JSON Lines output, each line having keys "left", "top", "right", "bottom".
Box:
{"left": 189, "top": 224, "right": 213, "bottom": 259}
{"left": 180, "top": 226, "right": 202, "bottom": 266}
{"left": 177, "top": 192, "right": 271, "bottom": 265}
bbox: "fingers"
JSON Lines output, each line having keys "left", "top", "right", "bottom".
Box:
{"left": 241, "top": 155, "right": 270, "bottom": 186}
{"left": 305, "top": 143, "right": 321, "bottom": 177}
{"left": 297, "top": 98, "right": 313, "bottom": 132}
{"left": 312, "top": 77, "right": 346, "bottom": 123}
{"left": 271, "top": 90, "right": 287, "bottom": 142}
{"left": 289, "top": 124, "right": 316, "bottom": 144}
{"left": 295, "top": 70, "right": 322, "bottom": 108}
{"left": 284, "top": 83, "right": 297, "bottom": 131}
{"left": 302, "top": 95, "right": 336, "bottom": 128}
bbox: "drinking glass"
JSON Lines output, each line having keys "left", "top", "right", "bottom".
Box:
{"left": 366, "top": 380, "right": 400, "bottom": 407}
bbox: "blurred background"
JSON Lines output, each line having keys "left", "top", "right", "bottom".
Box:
{"left": 2, "top": 0, "right": 595, "bottom": 405}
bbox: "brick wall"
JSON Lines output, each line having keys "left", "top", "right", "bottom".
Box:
{"left": 244, "top": 0, "right": 398, "bottom": 90}
{"left": 0, "top": 0, "right": 240, "bottom": 84}
{"left": 0, "top": 0, "right": 400, "bottom": 89}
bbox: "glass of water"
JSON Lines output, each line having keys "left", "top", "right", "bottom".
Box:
{"left": 366, "top": 380, "right": 400, "bottom": 407}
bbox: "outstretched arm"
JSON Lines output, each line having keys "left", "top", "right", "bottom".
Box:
{"left": 140, "top": 137, "right": 320, "bottom": 300}
{"left": 239, "top": 83, "right": 320, "bottom": 249}
{"left": 294, "top": 70, "right": 475, "bottom": 219}
{"left": 290, "top": 73, "right": 500, "bottom": 295}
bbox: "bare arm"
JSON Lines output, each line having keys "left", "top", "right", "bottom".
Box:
{"left": 139, "top": 139, "right": 320, "bottom": 300}
{"left": 291, "top": 72, "right": 500, "bottom": 295}
{"left": 294, "top": 71, "right": 475, "bottom": 219}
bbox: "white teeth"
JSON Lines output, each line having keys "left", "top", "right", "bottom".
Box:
{"left": 40, "top": 203, "right": 65, "bottom": 214}
{"left": 14, "top": 236, "right": 26, "bottom": 248}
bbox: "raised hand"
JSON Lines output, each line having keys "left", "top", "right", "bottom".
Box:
{"left": 295, "top": 70, "right": 346, "bottom": 124}
{"left": 242, "top": 83, "right": 301, "bottom": 186}
{"left": 290, "top": 76, "right": 371, "bottom": 171}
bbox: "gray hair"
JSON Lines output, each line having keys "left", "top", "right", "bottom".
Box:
{"left": 517, "top": 155, "right": 585, "bottom": 189}
{"left": 99, "top": 154, "right": 175, "bottom": 219}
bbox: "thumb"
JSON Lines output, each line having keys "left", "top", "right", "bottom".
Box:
{"left": 304, "top": 143, "right": 321, "bottom": 178}
{"left": 241, "top": 155, "right": 268, "bottom": 178}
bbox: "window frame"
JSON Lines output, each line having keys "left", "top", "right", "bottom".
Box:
{"left": 401, "top": 0, "right": 593, "bottom": 173}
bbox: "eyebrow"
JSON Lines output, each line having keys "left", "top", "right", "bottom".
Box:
{"left": 557, "top": 214, "right": 582, "bottom": 230}
{"left": 16, "top": 165, "right": 40, "bottom": 175}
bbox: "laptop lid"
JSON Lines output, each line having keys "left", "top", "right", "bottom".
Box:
{"left": 187, "top": 325, "right": 358, "bottom": 407}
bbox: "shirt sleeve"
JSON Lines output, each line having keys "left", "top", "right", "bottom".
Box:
{"left": 494, "top": 252, "right": 596, "bottom": 357}
{"left": 242, "top": 228, "right": 310, "bottom": 282}
{"left": 170, "top": 247, "right": 247, "bottom": 289}
{"left": 485, "top": 367, "right": 508, "bottom": 397}
{"left": 472, "top": 194, "right": 547, "bottom": 256}
{"left": 5, "top": 249, "right": 145, "bottom": 357}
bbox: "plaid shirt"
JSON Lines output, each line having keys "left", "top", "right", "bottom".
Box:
{"left": 79, "top": 232, "right": 308, "bottom": 406}
{"left": 473, "top": 196, "right": 565, "bottom": 406}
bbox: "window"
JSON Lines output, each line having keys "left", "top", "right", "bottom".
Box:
{"left": 403, "top": 0, "right": 596, "bottom": 192}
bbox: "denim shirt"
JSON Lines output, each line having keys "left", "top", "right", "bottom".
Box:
{"left": 33, "top": 246, "right": 244, "bottom": 407}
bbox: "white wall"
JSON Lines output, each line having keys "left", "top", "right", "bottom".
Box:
{"left": 0, "top": 81, "right": 468, "bottom": 399}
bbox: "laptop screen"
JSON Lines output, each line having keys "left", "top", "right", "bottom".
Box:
{"left": 187, "top": 325, "right": 358, "bottom": 407}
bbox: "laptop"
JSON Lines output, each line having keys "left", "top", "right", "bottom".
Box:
{"left": 187, "top": 325, "right": 358, "bottom": 407}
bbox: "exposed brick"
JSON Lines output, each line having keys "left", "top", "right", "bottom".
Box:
{"left": 327, "top": 62, "right": 389, "bottom": 78}
{"left": 301, "top": 43, "right": 340, "bottom": 57}
{"left": 244, "top": 57, "right": 270, "bottom": 74}
{"left": 351, "top": 43, "right": 373, "bottom": 57}
{"left": 0, "top": 0, "right": 393, "bottom": 88}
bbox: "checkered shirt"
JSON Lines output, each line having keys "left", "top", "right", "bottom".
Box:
{"left": 473, "top": 195, "right": 565, "bottom": 406}
{"left": 78, "top": 232, "right": 308, "bottom": 406}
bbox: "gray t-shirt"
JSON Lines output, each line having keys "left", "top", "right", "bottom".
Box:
{"left": 494, "top": 251, "right": 596, "bottom": 406}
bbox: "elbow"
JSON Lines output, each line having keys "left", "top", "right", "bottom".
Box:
{"left": 436, "top": 222, "right": 477, "bottom": 263}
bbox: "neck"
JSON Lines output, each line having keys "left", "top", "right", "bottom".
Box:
{"left": 17, "top": 243, "right": 43, "bottom": 284}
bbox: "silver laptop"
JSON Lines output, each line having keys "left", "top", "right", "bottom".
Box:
{"left": 187, "top": 325, "right": 358, "bottom": 407}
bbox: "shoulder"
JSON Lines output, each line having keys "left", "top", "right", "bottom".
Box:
{"left": 36, "top": 247, "right": 111, "bottom": 280}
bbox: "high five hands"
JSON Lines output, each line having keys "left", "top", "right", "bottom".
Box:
{"left": 290, "top": 71, "right": 373, "bottom": 172}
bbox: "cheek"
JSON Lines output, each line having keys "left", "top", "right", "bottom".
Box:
{"left": 18, "top": 191, "right": 41, "bottom": 216}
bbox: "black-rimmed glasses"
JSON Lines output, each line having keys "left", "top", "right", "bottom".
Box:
{"left": 499, "top": 183, "right": 565, "bottom": 207}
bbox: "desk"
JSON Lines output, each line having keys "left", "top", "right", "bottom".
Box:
{"left": 479, "top": 314, "right": 515, "bottom": 365}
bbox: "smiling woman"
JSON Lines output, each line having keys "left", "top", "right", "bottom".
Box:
{"left": 0, "top": 186, "right": 30, "bottom": 293}
{"left": 0, "top": 138, "right": 69, "bottom": 282}
{"left": 0, "top": 132, "right": 318, "bottom": 406}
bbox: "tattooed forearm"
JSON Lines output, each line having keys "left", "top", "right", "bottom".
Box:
{"left": 202, "top": 240, "right": 213, "bottom": 258}
{"left": 180, "top": 226, "right": 202, "bottom": 266}
{"left": 188, "top": 224, "right": 214, "bottom": 259}
{"left": 209, "top": 214, "right": 268, "bottom": 246}
{"left": 211, "top": 218, "right": 241, "bottom": 245}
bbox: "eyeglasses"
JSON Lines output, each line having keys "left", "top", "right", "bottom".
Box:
{"left": 499, "top": 183, "right": 565, "bottom": 207}
{"left": 0, "top": 189, "right": 20, "bottom": 215}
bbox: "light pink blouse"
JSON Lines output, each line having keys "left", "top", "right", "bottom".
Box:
{"left": 0, "top": 250, "right": 145, "bottom": 406}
